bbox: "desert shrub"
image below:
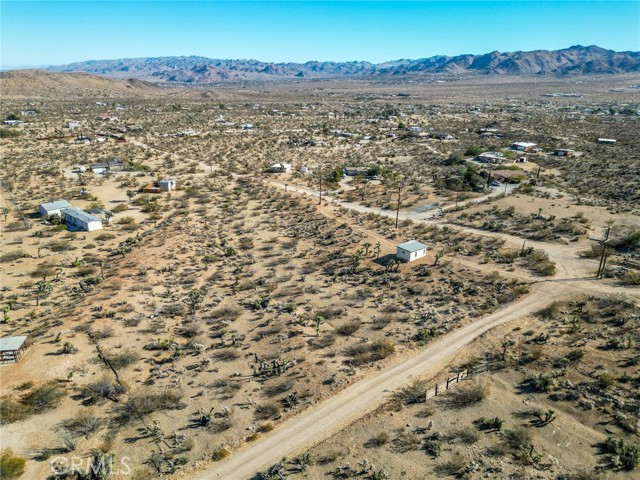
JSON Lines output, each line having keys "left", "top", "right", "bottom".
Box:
{"left": 346, "top": 340, "right": 395, "bottom": 366}
{"left": 308, "top": 333, "right": 336, "bottom": 350}
{"left": 95, "top": 232, "right": 116, "bottom": 241}
{"left": 264, "top": 381, "right": 294, "bottom": 397}
{"left": 503, "top": 426, "right": 534, "bottom": 451}
{"left": 0, "top": 398, "right": 27, "bottom": 424}
{"left": 597, "top": 373, "right": 616, "bottom": 389}
{"left": 258, "top": 422, "right": 275, "bottom": 433}
{"left": 212, "top": 349, "right": 240, "bottom": 361}
{"left": 210, "top": 446, "right": 231, "bottom": 461}
{"left": 19, "top": 381, "right": 65, "bottom": 414}
{"left": 395, "top": 379, "right": 428, "bottom": 405}
{"left": 393, "top": 430, "right": 421, "bottom": 452}
{"left": 117, "top": 390, "right": 184, "bottom": 424}
{"left": 526, "top": 373, "right": 555, "bottom": 392}
{"left": 0, "top": 448, "right": 26, "bottom": 479}
{"left": 81, "top": 379, "right": 126, "bottom": 404}
{"left": 254, "top": 402, "right": 281, "bottom": 420}
{"left": 211, "top": 379, "right": 242, "bottom": 398}
{"left": 108, "top": 349, "right": 140, "bottom": 369}
{"left": 47, "top": 240, "right": 74, "bottom": 252}
{"left": 366, "top": 432, "right": 390, "bottom": 447}
{"left": 206, "top": 306, "right": 241, "bottom": 321}
{"left": 435, "top": 453, "right": 468, "bottom": 476}
{"left": 445, "top": 383, "right": 488, "bottom": 408}
{"left": 336, "top": 320, "right": 362, "bottom": 336}
{"left": 603, "top": 437, "right": 639, "bottom": 470}
{"left": 449, "top": 427, "right": 480, "bottom": 444}
{"left": 0, "top": 250, "right": 27, "bottom": 263}
{"left": 60, "top": 410, "right": 102, "bottom": 437}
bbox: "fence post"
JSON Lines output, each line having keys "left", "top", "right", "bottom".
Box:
{"left": 468, "top": 365, "right": 473, "bottom": 377}
{"left": 456, "top": 371, "right": 461, "bottom": 383}
{"left": 434, "top": 383, "right": 438, "bottom": 396}
{"left": 446, "top": 377, "right": 450, "bottom": 390}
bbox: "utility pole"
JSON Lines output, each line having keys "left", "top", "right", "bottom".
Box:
{"left": 395, "top": 185, "right": 402, "bottom": 228}
{"left": 536, "top": 165, "right": 542, "bottom": 179}
{"left": 596, "top": 226, "right": 611, "bottom": 278}
{"left": 318, "top": 165, "right": 323, "bottom": 205}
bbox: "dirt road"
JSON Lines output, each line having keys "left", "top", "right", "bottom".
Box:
{"left": 194, "top": 278, "right": 635, "bottom": 479}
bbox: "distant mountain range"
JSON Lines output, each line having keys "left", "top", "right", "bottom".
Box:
{"left": 37, "top": 45, "right": 640, "bottom": 84}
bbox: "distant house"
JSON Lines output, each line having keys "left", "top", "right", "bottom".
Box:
{"left": 300, "top": 166, "right": 310, "bottom": 174}
{"left": 407, "top": 126, "right": 423, "bottom": 133}
{"left": 240, "top": 123, "right": 255, "bottom": 130}
{"left": 96, "top": 115, "right": 118, "bottom": 122}
{"left": 476, "top": 151, "right": 505, "bottom": 164}
{"left": 511, "top": 142, "right": 537, "bottom": 152}
{"left": 38, "top": 200, "right": 72, "bottom": 217}
{"left": 176, "top": 130, "right": 197, "bottom": 137}
{"left": 554, "top": 149, "right": 575, "bottom": 157}
{"left": 270, "top": 163, "right": 292, "bottom": 173}
{"left": 3, "top": 120, "right": 24, "bottom": 126}
{"left": 343, "top": 166, "right": 369, "bottom": 176}
{"left": 21, "top": 110, "right": 37, "bottom": 116}
{"left": 75, "top": 135, "right": 91, "bottom": 144}
{"left": 68, "top": 121, "right": 81, "bottom": 129}
{"left": 485, "top": 169, "right": 528, "bottom": 183}
{"left": 89, "top": 159, "right": 123, "bottom": 173}
{"left": 396, "top": 240, "right": 428, "bottom": 263}
{"left": 429, "top": 132, "right": 454, "bottom": 140}
{"left": 598, "top": 138, "right": 616, "bottom": 144}
{"left": 61, "top": 207, "right": 102, "bottom": 232}
{"left": 142, "top": 179, "right": 176, "bottom": 193}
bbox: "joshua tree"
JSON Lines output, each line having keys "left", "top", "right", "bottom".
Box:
{"left": 187, "top": 290, "right": 204, "bottom": 314}
{"left": 373, "top": 240, "right": 381, "bottom": 259}
{"left": 1, "top": 207, "right": 8, "bottom": 221}
{"left": 314, "top": 315, "right": 325, "bottom": 337}
{"left": 363, "top": 242, "right": 372, "bottom": 256}
{"left": 35, "top": 280, "right": 53, "bottom": 306}
{"left": 126, "top": 190, "right": 135, "bottom": 203}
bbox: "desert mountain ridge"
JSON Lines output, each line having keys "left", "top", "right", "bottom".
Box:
{"left": 42, "top": 45, "right": 640, "bottom": 84}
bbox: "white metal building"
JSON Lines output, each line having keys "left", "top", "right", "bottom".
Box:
{"left": 159, "top": 179, "right": 177, "bottom": 191}
{"left": 61, "top": 207, "right": 103, "bottom": 232}
{"left": 38, "top": 200, "right": 72, "bottom": 217}
{"left": 396, "top": 240, "right": 428, "bottom": 263}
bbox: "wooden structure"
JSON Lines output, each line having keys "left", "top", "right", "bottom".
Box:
{"left": 425, "top": 362, "right": 492, "bottom": 401}
{"left": 0, "top": 336, "right": 29, "bottom": 363}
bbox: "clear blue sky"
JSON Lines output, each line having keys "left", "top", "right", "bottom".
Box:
{"left": 2, "top": 1, "right": 639, "bottom": 66}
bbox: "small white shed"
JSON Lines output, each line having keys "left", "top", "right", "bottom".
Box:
{"left": 38, "top": 200, "right": 72, "bottom": 217}
{"left": 159, "top": 179, "right": 176, "bottom": 191}
{"left": 396, "top": 240, "right": 428, "bottom": 263}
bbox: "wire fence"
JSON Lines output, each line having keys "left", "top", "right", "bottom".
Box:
{"left": 425, "top": 362, "right": 493, "bottom": 401}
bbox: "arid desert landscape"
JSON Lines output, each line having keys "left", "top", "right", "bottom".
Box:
{"left": 0, "top": 69, "right": 639, "bottom": 480}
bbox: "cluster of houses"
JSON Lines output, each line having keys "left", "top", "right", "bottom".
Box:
{"left": 37, "top": 200, "right": 103, "bottom": 232}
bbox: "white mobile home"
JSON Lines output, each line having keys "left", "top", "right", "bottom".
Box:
{"left": 396, "top": 240, "right": 428, "bottom": 263}
{"left": 61, "top": 208, "right": 102, "bottom": 232}
{"left": 270, "top": 163, "right": 292, "bottom": 173}
{"left": 38, "top": 200, "right": 72, "bottom": 217}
